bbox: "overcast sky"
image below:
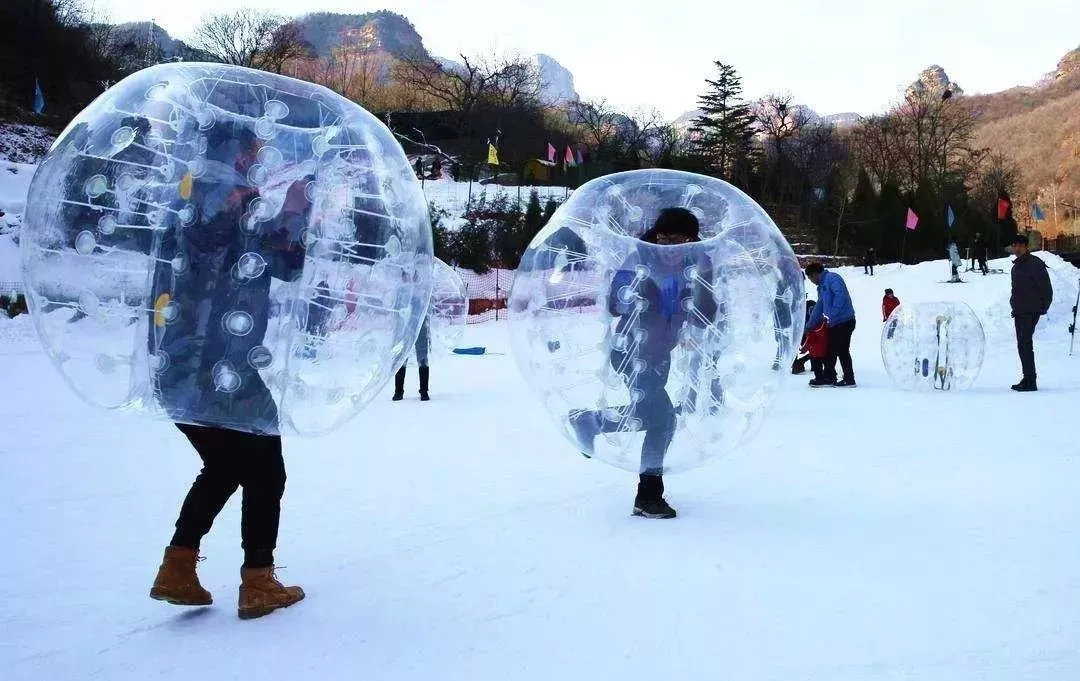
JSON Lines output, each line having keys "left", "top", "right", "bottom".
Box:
{"left": 95, "top": 0, "right": 1080, "bottom": 119}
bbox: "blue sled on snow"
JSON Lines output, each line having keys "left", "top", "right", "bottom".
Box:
{"left": 452, "top": 347, "right": 488, "bottom": 355}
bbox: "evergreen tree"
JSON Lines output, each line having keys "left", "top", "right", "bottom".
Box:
{"left": 524, "top": 190, "right": 544, "bottom": 240}
{"left": 542, "top": 198, "right": 560, "bottom": 225}
{"left": 692, "top": 62, "right": 754, "bottom": 184}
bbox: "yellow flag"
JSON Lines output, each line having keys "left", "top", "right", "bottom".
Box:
{"left": 487, "top": 143, "right": 499, "bottom": 166}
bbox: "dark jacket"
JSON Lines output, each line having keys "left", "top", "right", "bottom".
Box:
{"left": 608, "top": 248, "right": 714, "bottom": 362}
{"left": 151, "top": 113, "right": 311, "bottom": 434}
{"left": 1010, "top": 254, "right": 1053, "bottom": 316}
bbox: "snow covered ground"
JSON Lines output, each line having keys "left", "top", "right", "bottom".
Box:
{"left": 2, "top": 256, "right": 1080, "bottom": 680}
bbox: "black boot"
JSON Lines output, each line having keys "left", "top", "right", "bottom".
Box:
{"left": 419, "top": 366, "right": 430, "bottom": 401}
{"left": 633, "top": 474, "right": 676, "bottom": 519}
{"left": 392, "top": 366, "right": 406, "bottom": 401}
{"left": 1011, "top": 377, "right": 1037, "bottom": 392}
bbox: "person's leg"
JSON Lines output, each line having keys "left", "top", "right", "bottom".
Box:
{"left": 235, "top": 432, "right": 286, "bottom": 569}
{"left": 234, "top": 431, "right": 304, "bottom": 619}
{"left": 836, "top": 319, "right": 856, "bottom": 383}
{"left": 1015, "top": 314, "right": 1038, "bottom": 386}
{"left": 638, "top": 387, "right": 676, "bottom": 476}
{"left": 171, "top": 424, "right": 242, "bottom": 550}
{"left": 416, "top": 334, "right": 430, "bottom": 401}
{"left": 810, "top": 357, "right": 825, "bottom": 381}
{"left": 823, "top": 327, "right": 840, "bottom": 383}
{"left": 392, "top": 365, "right": 406, "bottom": 401}
{"left": 152, "top": 423, "right": 241, "bottom": 606}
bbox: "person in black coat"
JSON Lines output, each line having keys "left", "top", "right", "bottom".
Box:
{"left": 863, "top": 247, "right": 876, "bottom": 276}
{"left": 148, "top": 95, "right": 317, "bottom": 617}
{"left": 1009, "top": 234, "right": 1053, "bottom": 391}
{"left": 972, "top": 232, "right": 988, "bottom": 275}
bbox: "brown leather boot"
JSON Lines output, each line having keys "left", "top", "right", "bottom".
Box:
{"left": 238, "top": 567, "right": 305, "bottom": 620}
{"left": 149, "top": 546, "right": 212, "bottom": 606}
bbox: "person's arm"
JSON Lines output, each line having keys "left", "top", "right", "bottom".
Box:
{"left": 608, "top": 269, "right": 637, "bottom": 316}
{"left": 1038, "top": 264, "right": 1053, "bottom": 315}
{"left": 806, "top": 283, "right": 828, "bottom": 329}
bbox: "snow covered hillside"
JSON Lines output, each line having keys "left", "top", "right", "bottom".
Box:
{"left": 2, "top": 249, "right": 1080, "bottom": 680}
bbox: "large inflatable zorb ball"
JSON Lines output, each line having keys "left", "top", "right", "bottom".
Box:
{"left": 22, "top": 63, "right": 432, "bottom": 435}
{"left": 509, "top": 170, "right": 804, "bottom": 474}
{"left": 428, "top": 258, "right": 468, "bottom": 355}
{"left": 882, "top": 302, "right": 985, "bottom": 391}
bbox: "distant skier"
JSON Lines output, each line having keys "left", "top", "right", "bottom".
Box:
{"left": 947, "top": 238, "right": 962, "bottom": 282}
{"left": 863, "top": 247, "right": 876, "bottom": 276}
{"left": 569, "top": 207, "right": 712, "bottom": 519}
{"left": 882, "top": 288, "right": 900, "bottom": 322}
{"left": 972, "top": 232, "right": 989, "bottom": 275}
{"left": 804, "top": 263, "right": 857, "bottom": 387}
{"left": 1008, "top": 234, "right": 1053, "bottom": 392}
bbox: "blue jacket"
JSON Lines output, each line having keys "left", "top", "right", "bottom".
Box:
{"left": 806, "top": 270, "right": 855, "bottom": 329}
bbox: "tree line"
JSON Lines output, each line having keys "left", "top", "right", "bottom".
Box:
{"left": 3, "top": 2, "right": 1025, "bottom": 265}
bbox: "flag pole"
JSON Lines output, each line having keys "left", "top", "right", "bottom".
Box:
{"left": 900, "top": 228, "right": 907, "bottom": 270}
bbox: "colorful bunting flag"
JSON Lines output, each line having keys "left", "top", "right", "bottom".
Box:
{"left": 564, "top": 146, "right": 575, "bottom": 167}
{"left": 946, "top": 204, "right": 955, "bottom": 228}
{"left": 905, "top": 208, "right": 919, "bottom": 231}
{"left": 997, "top": 197, "right": 1011, "bottom": 221}
{"left": 487, "top": 142, "right": 499, "bottom": 166}
{"left": 32, "top": 79, "right": 45, "bottom": 115}
{"left": 576, "top": 148, "right": 584, "bottom": 165}
{"left": 1032, "top": 203, "right": 1046, "bottom": 221}
{"left": 546, "top": 143, "right": 556, "bottom": 163}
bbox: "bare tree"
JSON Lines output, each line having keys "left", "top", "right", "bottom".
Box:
{"left": 260, "top": 21, "right": 311, "bottom": 74}
{"left": 569, "top": 99, "right": 619, "bottom": 151}
{"left": 189, "top": 9, "right": 288, "bottom": 69}
{"left": 755, "top": 92, "right": 813, "bottom": 160}
{"left": 394, "top": 52, "right": 541, "bottom": 134}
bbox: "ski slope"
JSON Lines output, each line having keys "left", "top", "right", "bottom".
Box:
{"left": 2, "top": 256, "right": 1080, "bottom": 680}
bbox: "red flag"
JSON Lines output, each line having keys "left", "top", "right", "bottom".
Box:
{"left": 997, "top": 197, "right": 1011, "bottom": 220}
{"left": 564, "top": 146, "right": 575, "bottom": 167}
{"left": 546, "top": 143, "right": 556, "bottom": 163}
{"left": 905, "top": 208, "right": 919, "bottom": 231}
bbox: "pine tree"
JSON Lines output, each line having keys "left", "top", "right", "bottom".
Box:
{"left": 524, "top": 190, "right": 544, "bottom": 239}
{"left": 692, "top": 62, "right": 754, "bottom": 184}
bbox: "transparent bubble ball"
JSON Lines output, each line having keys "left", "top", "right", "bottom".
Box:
{"left": 509, "top": 170, "right": 804, "bottom": 474}
{"left": 22, "top": 63, "right": 433, "bottom": 435}
{"left": 881, "top": 301, "right": 985, "bottom": 391}
{"left": 428, "top": 258, "right": 468, "bottom": 355}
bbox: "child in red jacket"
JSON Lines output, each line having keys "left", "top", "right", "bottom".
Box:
{"left": 882, "top": 288, "right": 900, "bottom": 321}
{"left": 793, "top": 300, "right": 828, "bottom": 378}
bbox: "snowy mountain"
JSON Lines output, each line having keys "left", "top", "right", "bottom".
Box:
{"left": 533, "top": 54, "right": 579, "bottom": 105}
{"left": 296, "top": 11, "right": 429, "bottom": 60}
{"left": 905, "top": 65, "right": 964, "bottom": 99}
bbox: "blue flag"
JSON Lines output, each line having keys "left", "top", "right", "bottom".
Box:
{"left": 1032, "top": 203, "right": 1046, "bottom": 221}
{"left": 32, "top": 79, "right": 45, "bottom": 115}
{"left": 946, "top": 204, "right": 955, "bottom": 228}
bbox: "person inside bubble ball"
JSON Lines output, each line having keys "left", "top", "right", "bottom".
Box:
{"left": 148, "top": 119, "right": 307, "bottom": 619}
{"left": 570, "top": 207, "right": 713, "bottom": 519}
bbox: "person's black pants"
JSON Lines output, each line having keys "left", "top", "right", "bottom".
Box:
{"left": 170, "top": 424, "right": 285, "bottom": 569}
{"left": 978, "top": 256, "right": 988, "bottom": 275}
{"left": 1014, "top": 313, "right": 1039, "bottom": 383}
{"left": 825, "top": 318, "right": 856, "bottom": 382}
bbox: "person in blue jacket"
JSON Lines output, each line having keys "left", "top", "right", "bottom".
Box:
{"left": 804, "top": 262, "right": 857, "bottom": 387}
